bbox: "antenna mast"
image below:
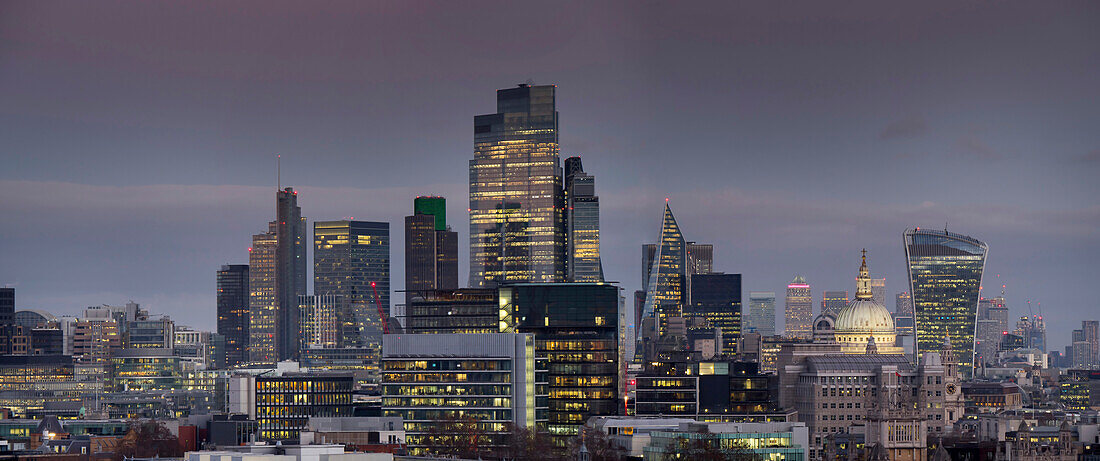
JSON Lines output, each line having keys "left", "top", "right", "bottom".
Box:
{"left": 277, "top": 154, "right": 281, "bottom": 190}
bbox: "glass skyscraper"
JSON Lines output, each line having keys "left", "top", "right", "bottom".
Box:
{"left": 688, "top": 273, "right": 742, "bottom": 353}
{"left": 640, "top": 203, "right": 686, "bottom": 358}
{"left": 470, "top": 84, "right": 564, "bottom": 287}
{"left": 904, "top": 228, "right": 988, "bottom": 377}
{"left": 217, "top": 265, "right": 249, "bottom": 367}
{"left": 405, "top": 196, "right": 459, "bottom": 301}
{"left": 249, "top": 188, "right": 306, "bottom": 363}
{"left": 314, "top": 220, "right": 390, "bottom": 348}
{"left": 564, "top": 156, "right": 603, "bottom": 282}
{"left": 747, "top": 291, "right": 776, "bottom": 336}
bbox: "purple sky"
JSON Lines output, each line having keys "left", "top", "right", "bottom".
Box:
{"left": 1, "top": 1, "right": 1097, "bottom": 350}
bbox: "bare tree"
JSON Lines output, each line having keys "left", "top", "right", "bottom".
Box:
{"left": 113, "top": 420, "right": 183, "bottom": 461}
{"left": 423, "top": 415, "right": 492, "bottom": 459}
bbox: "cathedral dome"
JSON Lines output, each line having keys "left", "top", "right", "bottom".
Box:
{"left": 835, "top": 299, "right": 895, "bottom": 333}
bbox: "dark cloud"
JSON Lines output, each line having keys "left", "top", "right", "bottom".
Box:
{"left": 879, "top": 117, "right": 929, "bottom": 140}
{"left": 955, "top": 135, "right": 1001, "bottom": 160}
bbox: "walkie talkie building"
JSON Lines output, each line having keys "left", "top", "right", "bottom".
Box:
{"left": 904, "top": 228, "right": 988, "bottom": 377}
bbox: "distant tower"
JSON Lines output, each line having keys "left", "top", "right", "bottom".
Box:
{"left": 821, "top": 291, "right": 849, "bottom": 316}
{"left": 249, "top": 187, "right": 307, "bottom": 364}
{"left": 785, "top": 276, "right": 812, "bottom": 339}
{"left": 469, "top": 84, "right": 564, "bottom": 287}
{"left": 405, "top": 196, "right": 459, "bottom": 301}
{"left": 904, "top": 228, "right": 988, "bottom": 378}
{"left": 564, "top": 157, "right": 604, "bottom": 282}
{"left": 216, "top": 265, "right": 249, "bottom": 367}
{"left": 748, "top": 292, "right": 777, "bottom": 336}
{"left": 870, "top": 278, "right": 886, "bottom": 306}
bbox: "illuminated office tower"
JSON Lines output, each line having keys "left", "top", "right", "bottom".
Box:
{"left": 299, "top": 294, "right": 340, "bottom": 350}
{"left": 688, "top": 273, "right": 742, "bottom": 353}
{"left": 784, "top": 276, "right": 812, "bottom": 339}
{"left": 821, "top": 291, "right": 848, "bottom": 316}
{"left": 405, "top": 196, "right": 459, "bottom": 301}
{"left": 870, "top": 278, "right": 886, "bottom": 306}
{"left": 640, "top": 203, "right": 686, "bottom": 357}
{"left": 564, "top": 157, "right": 603, "bottom": 282}
{"left": 217, "top": 265, "right": 249, "bottom": 367}
{"left": 748, "top": 292, "right": 776, "bottom": 336}
{"left": 686, "top": 243, "right": 713, "bottom": 276}
{"left": 904, "top": 228, "right": 988, "bottom": 377}
{"left": 248, "top": 188, "right": 306, "bottom": 363}
{"left": 469, "top": 84, "right": 564, "bottom": 287}
{"left": 315, "top": 220, "right": 389, "bottom": 348}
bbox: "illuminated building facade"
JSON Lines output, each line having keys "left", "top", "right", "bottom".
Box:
{"left": 642, "top": 421, "right": 808, "bottom": 461}
{"left": 299, "top": 294, "right": 341, "bottom": 350}
{"left": 249, "top": 187, "right": 307, "bottom": 363}
{"left": 688, "top": 273, "right": 742, "bottom": 354}
{"left": 403, "top": 288, "right": 500, "bottom": 334}
{"left": 821, "top": 291, "right": 848, "bottom": 316}
{"left": 747, "top": 292, "right": 776, "bottom": 336}
{"left": 217, "top": 264, "right": 249, "bottom": 367}
{"left": 470, "top": 84, "right": 564, "bottom": 287}
{"left": 831, "top": 251, "right": 903, "bottom": 355}
{"left": 635, "top": 361, "right": 784, "bottom": 420}
{"left": 564, "top": 156, "right": 603, "bottom": 282}
{"left": 314, "top": 220, "right": 389, "bottom": 348}
{"left": 0, "top": 355, "right": 74, "bottom": 392}
{"left": 870, "top": 278, "right": 886, "bottom": 306}
{"left": 785, "top": 276, "right": 812, "bottom": 339}
{"left": 72, "top": 318, "right": 121, "bottom": 364}
{"left": 503, "top": 283, "right": 621, "bottom": 442}
{"left": 640, "top": 204, "right": 686, "bottom": 358}
{"left": 904, "top": 228, "right": 988, "bottom": 377}
{"left": 108, "top": 348, "right": 181, "bottom": 392}
{"left": 381, "top": 333, "right": 536, "bottom": 456}
{"left": 895, "top": 291, "right": 913, "bottom": 316}
{"left": 238, "top": 373, "right": 354, "bottom": 442}
{"left": 125, "top": 316, "right": 174, "bottom": 349}
{"left": 405, "top": 196, "right": 458, "bottom": 302}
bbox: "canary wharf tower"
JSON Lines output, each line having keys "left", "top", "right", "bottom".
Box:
{"left": 904, "top": 228, "right": 988, "bottom": 377}
{"left": 470, "top": 84, "right": 564, "bottom": 287}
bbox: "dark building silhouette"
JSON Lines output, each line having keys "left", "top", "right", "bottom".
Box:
{"left": 0, "top": 288, "right": 13, "bottom": 326}
{"left": 217, "top": 264, "right": 249, "bottom": 367}
{"left": 404, "top": 196, "right": 458, "bottom": 302}
{"left": 689, "top": 273, "right": 743, "bottom": 354}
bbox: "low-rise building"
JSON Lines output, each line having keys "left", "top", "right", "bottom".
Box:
{"left": 641, "top": 421, "right": 808, "bottom": 461}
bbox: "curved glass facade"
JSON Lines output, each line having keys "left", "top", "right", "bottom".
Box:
{"left": 904, "top": 228, "right": 988, "bottom": 377}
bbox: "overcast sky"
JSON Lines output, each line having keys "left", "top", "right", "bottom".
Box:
{"left": 1, "top": 1, "right": 1097, "bottom": 350}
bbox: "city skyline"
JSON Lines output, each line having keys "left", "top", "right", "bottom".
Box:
{"left": 1, "top": 1, "right": 1098, "bottom": 351}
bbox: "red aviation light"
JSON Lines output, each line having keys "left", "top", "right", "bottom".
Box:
{"left": 371, "top": 282, "right": 377, "bottom": 287}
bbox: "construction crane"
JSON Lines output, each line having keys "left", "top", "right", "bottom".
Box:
{"left": 371, "top": 282, "right": 389, "bottom": 335}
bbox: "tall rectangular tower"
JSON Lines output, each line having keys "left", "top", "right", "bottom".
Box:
{"left": 821, "top": 290, "right": 849, "bottom": 316}
{"left": 748, "top": 292, "right": 777, "bottom": 336}
{"left": 405, "top": 196, "right": 459, "bottom": 300}
{"left": 904, "top": 228, "right": 988, "bottom": 377}
{"left": 784, "top": 276, "right": 812, "bottom": 339}
{"left": 248, "top": 187, "right": 306, "bottom": 363}
{"left": 314, "top": 220, "right": 390, "bottom": 348}
{"left": 470, "top": 84, "right": 564, "bottom": 287}
{"left": 564, "top": 157, "right": 603, "bottom": 282}
{"left": 217, "top": 265, "right": 249, "bottom": 367}
{"left": 0, "top": 288, "right": 13, "bottom": 326}
{"left": 688, "top": 273, "right": 742, "bottom": 353}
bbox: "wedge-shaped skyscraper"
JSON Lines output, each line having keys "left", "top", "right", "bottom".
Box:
{"left": 639, "top": 203, "right": 686, "bottom": 358}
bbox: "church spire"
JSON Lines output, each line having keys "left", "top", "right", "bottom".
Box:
{"left": 856, "top": 248, "right": 873, "bottom": 300}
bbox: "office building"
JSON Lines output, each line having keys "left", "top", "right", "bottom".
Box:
{"left": 688, "top": 273, "right": 742, "bottom": 354}
{"left": 0, "top": 355, "right": 75, "bottom": 392}
{"left": 381, "top": 333, "right": 536, "bottom": 456}
{"left": 904, "top": 228, "right": 988, "bottom": 377}
{"left": 564, "top": 156, "right": 604, "bottom": 282}
{"left": 870, "top": 278, "right": 886, "bottom": 306}
{"left": 216, "top": 264, "right": 249, "bottom": 367}
{"left": 175, "top": 328, "right": 215, "bottom": 369}
{"left": 108, "top": 348, "right": 181, "bottom": 391}
{"left": 747, "top": 292, "right": 776, "bottom": 336}
{"left": 0, "top": 288, "right": 13, "bottom": 326}
{"left": 249, "top": 187, "right": 307, "bottom": 363}
{"left": 405, "top": 196, "right": 459, "bottom": 301}
{"left": 634, "top": 360, "right": 786, "bottom": 420}
{"left": 71, "top": 318, "right": 121, "bottom": 363}
{"left": 231, "top": 372, "right": 355, "bottom": 442}
{"left": 640, "top": 204, "right": 686, "bottom": 358}
{"left": 821, "top": 291, "right": 848, "bottom": 316}
{"left": 403, "top": 288, "right": 500, "bottom": 334}
{"left": 785, "top": 276, "right": 812, "bottom": 339}
{"left": 503, "top": 283, "right": 621, "bottom": 442}
{"left": 314, "top": 220, "right": 390, "bottom": 348}
{"left": 469, "top": 84, "right": 564, "bottom": 287}
{"left": 686, "top": 242, "right": 714, "bottom": 276}
{"left": 126, "top": 316, "right": 174, "bottom": 349}
{"left": 299, "top": 294, "right": 341, "bottom": 349}
{"left": 642, "top": 421, "right": 808, "bottom": 461}
{"left": 895, "top": 291, "right": 913, "bottom": 316}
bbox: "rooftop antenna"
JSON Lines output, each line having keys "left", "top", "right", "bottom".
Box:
{"left": 277, "top": 154, "right": 281, "bottom": 190}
